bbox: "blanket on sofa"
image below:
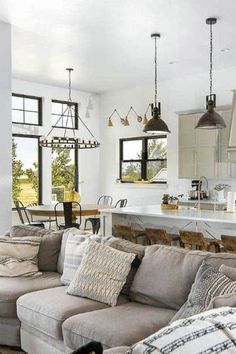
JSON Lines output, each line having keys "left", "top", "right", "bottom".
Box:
{"left": 128, "top": 307, "right": 236, "bottom": 354}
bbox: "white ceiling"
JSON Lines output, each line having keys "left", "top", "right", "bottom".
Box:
{"left": 0, "top": 0, "right": 235, "bottom": 93}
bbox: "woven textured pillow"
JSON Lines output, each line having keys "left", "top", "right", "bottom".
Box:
{"left": 67, "top": 240, "right": 136, "bottom": 306}
{"left": 128, "top": 307, "right": 236, "bottom": 354}
{"left": 0, "top": 236, "right": 42, "bottom": 276}
{"left": 61, "top": 230, "right": 102, "bottom": 285}
{"left": 172, "top": 261, "right": 236, "bottom": 321}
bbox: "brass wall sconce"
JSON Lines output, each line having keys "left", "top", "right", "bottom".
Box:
{"left": 107, "top": 105, "right": 152, "bottom": 127}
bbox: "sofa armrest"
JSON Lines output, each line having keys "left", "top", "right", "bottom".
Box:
{"left": 208, "top": 293, "right": 236, "bottom": 310}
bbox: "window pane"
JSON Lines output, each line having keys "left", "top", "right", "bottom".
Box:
{"left": 12, "top": 137, "right": 39, "bottom": 206}
{"left": 148, "top": 138, "right": 167, "bottom": 159}
{"left": 25, "top": 111, "right": 38, "bottom": 124}
{"left": 147, "top": 160, "right": 167, "bottom": 181}
{"left": 121, "top": 162, "right": 141, "bottom": 182}
{"left": 24, "top": 98, "right": 38, "bottom": 112}
{"left": 123, "top": 140, "right": 142, "bottom": 160}
{"left": 51, "top": 148, "right": 76, "bottom": 203}
{"left": 52, "top": 102, "right": 63, "bottom": 115}
{"left": 12, "top": 96, "right": 23, "bottom": 110}
{"left": 12, "top": 110, "right": 24, "bottom": 123}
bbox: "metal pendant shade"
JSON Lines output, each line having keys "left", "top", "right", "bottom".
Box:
{"left": 143, "top": 33, "right": 170, "bottom": 134}
{"left": 196, "top": 18, "right": 226, "bottom": 130}
{"left": 143, "top": 107, "right": 170, "bottom": 133}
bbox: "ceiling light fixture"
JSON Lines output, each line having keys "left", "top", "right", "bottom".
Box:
{"left": 143, "top": 33, "right": 170, "bottom": 134}
{"left": 196, "top": 18, "right": 226, "bottom": 130}
{"left": 40, "top": 68, "right": 100, "bottom": 149}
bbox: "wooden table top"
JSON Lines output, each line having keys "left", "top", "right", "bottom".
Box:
{"left": 27, "top": 204, "right": 112, "bottom": 217}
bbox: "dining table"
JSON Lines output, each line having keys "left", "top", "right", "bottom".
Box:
{"left": 27, "top": 204, "right": 112, "bottom": 218}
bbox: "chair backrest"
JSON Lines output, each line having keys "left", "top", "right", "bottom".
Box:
{"left": 221, "top": 235, "right": 236, "bottom": 253}
{"left": 114, "top": 199, "right": 128, "bottom": 208}
{"left": 97, "top": 195, "right": 113, "bottom": 206}
{"left": 179, "top": 230, "right": 208, "bottom": 250}
{"left": 14, "top": 199, "right": 30, "bottom": 224}
{"left": 54, "top": 202, "right": 82, "bottom": 229}
{"left": 145, "top": 228, "right": 172, "bottom": 245}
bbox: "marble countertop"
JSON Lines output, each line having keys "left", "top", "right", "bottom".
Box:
{"left": 179, "top": 199, "right": 226, "bottom": 205}
{"left": 101, "top": 204, "right": 236, "bottom": 224}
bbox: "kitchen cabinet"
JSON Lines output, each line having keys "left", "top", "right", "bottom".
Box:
{"left": 179, "top": 108, "right": 232, "bottom": 178}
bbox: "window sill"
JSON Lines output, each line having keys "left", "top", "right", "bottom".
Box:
{"left": 115, "top": 182, "right": 168, "bottom": 189}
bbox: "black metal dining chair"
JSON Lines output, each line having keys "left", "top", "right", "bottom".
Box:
{"left": 54, "top": 201, "right": 82, "bottom": 230}
{"left": 14, "top": 199, "right": 45, "bottom": 228}
{"left": 114, "top": 199, "right": 128, "bottom": 208}
{"left": 84, "top": 195, "right": 113, "bottom": 234}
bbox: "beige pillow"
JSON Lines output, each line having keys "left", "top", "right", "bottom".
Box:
{"left": 219, "top": 264, "right": 236, "bottom": 281}
{"left": 0, "top": 236, "right": 42, "bottom": 277}
{"left": 67, "top": 240, "right": 136, "bottom": 306}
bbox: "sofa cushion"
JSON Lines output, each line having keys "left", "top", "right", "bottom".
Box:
{"left": 17, "top": 285, "right": 129, "bottom": 340}
{"left": 0, "top": 272, "right": 61, "bottom": 318}
{"left": 67, "top": 240, "right": 135, "bottom": 306}
{"left": 219, "top": 264, "right": 236, "bottom": 280}
{"left": 171, "top": 262, "right": 236, "bottom": 321}
{"left": 11, "top": 225, "right": 63, "bottom": 272}
{"left": 130, "top": 245, "right": 208, "bottom": 310}
{"left": 207, "top": 252, "right": 236, "bottom": 269}
{"left": 63, "top": 302, "right": 176, "bottom": 350}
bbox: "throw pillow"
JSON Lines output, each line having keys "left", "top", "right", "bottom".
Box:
{"left": 128, "top": 307, "right": 236, "bottom": 354}
{"left": 61, "top": 229, "right": 102, "bottom": 285}
{"left": 10, "top": 225, "right": 63, "bottom": 272}
{"left": 172, "top": 261, "right": 236, "bottom": 322}
{"left": 0, "top": 236, "right": 42, "bottom": 276}
{"left": 219, "top": 264, "right": 236, "bottom": 281}
{"left": 67, "top": 240, "right": 136, "bottom": 306}
{"left": 103, "top": 236, "right": 145, "bottom": 295}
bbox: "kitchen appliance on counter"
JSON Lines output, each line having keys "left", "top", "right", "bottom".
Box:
{"left": 188, "top": 179, "right": 208, "bottom": 200}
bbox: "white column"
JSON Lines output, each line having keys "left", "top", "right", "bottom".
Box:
{"left": 0, "top": 22, "right": 11, "bottom": 233}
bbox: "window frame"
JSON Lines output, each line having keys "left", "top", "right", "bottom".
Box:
{"left": 12, "top": 93, "right": 42, "bottom": 126}
{"left": 119, "top": 135, "right": 167, "bottom": 184}
{"left": 51, "top": 99, "right": 78, "bottom": 130}
{"left": 12, "top": 133, "right": 42, "bottom": 206}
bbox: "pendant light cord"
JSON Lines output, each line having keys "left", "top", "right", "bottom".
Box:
{"left": 68, "top": 69, "right": 72, "bottom": 101}
{"left": 209, "top": 22, "right": 213, "bottom": 96}
{"left": 154, "top": 36, "right": 158, "bottom": 107}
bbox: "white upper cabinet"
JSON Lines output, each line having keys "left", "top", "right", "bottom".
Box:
{"left": 179, "top": 108, "right": 232, "bottom": 179}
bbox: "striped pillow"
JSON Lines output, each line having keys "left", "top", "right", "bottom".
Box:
{"left": 0, "top": 236, "right": 42, "bottom": 277}
{"left": 172, "top": 261, "right": 236, "bottom": 321}
{"left": 61, "top": 231, "right": 102, "bottom": 285}
{"left": 67, "top": 240, "right": 136, "bottom": 306}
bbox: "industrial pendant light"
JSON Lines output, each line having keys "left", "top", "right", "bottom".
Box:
{"left": 40, "top": 68, "right": 100, "bottom": 149}
{"left": 143, "top": 33, "right": 170, "bottom": 134}
{"left": 196, "top": 18, "right": 226, "bottom": 129}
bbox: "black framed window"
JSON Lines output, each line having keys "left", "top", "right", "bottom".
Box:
{"left": 12, "top": 134, "right": 42, "bottom": 206}
{"left": 51, "top": 147, "right": 78, "bottom": 202}
{"left": 120, "top": 136, "right": 167, "bottom": 183}
{"left": 52, "top": 100, "right": 78, "bottom": 129}
{"left": 12, "top": 93, "right": 42, "bottom": 125}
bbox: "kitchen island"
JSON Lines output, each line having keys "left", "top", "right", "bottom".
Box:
{"left": 100, "top": 204, "right": 236, "bottom": 239}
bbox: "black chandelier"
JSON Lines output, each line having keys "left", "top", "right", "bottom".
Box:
{"left": 195, "top": 18, "right": 226, "bottom": 130}
{"left": 143, "top": 33, "right": 170, "bottom": 134}
{"left": 40, "top": 68, "right": 100, "bottom": 149}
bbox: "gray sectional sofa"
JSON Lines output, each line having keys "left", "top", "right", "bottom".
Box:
{"left": 1, "top": 225, "right": 236, "bottom": 354}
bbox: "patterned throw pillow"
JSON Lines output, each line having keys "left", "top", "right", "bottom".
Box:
{"left": 172, "top": 261, "right": 236, "bottom": 322}
{"left": 128, "top": 307, "right": 236, "bottom": 354}
{"left": 103, "top": 236, "right": 145, "bottom": 295}
{"left": 67, "top": 240, "right": 136, "bottom": 306}
{"left": 0, "top": 236, "right": 42, "bottom": 276}
{"left": 61, "top": 230, "right": 102, "bottom": 285}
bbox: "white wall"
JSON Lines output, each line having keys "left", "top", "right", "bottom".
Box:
{"left": 11, "top": 79, "right": 100, "bottom": 225}
{"left": 100, "top": 65, "right": 236, "bottom": 206}
{"left": 0, "top": 22, "right": 11, "bottom": 234}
